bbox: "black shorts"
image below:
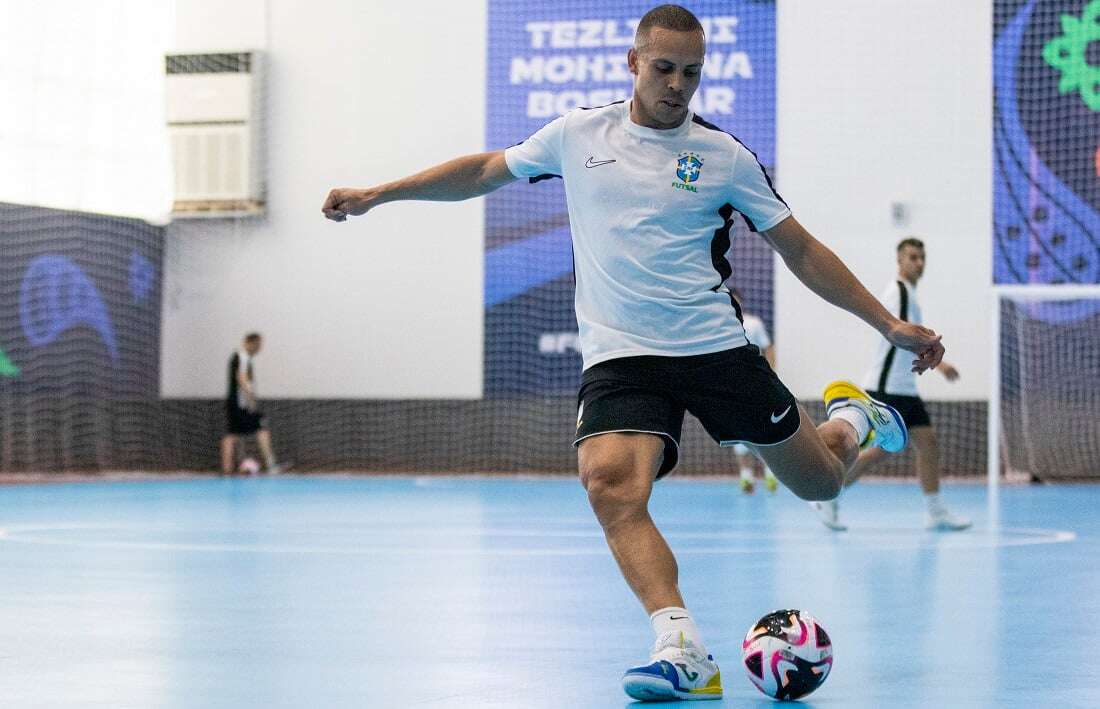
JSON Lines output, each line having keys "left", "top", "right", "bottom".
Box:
{"left": 868, "top": 391, "right": 931, "bottom": 429}
{"left": 226, "top": 403, "right": 267, "bottom": 435}
{"left": 574, "top": 346, "right": 800, "bottom": 478}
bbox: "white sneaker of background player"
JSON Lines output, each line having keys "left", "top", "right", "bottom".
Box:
{"left": 622, "top": 631, "right": 723, "bottom": 701}
{"left": 810, "top": 499, "right": 847, "bottom": 531}
{"left": 926, "top": 505, "right": 972, "bottom": 531}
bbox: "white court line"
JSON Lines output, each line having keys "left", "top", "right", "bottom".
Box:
{"left": 0, "top": 523, "right": 1076, "bottom": 556}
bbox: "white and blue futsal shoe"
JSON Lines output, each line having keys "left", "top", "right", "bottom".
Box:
{"left": 823, "top": 380, "right": 909, "bottom": 453}
{"left": 622, "top": 631, "right": 723, "bottom": 701}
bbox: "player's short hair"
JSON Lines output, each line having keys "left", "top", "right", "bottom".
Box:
{"left": 897, "top": 237, "right": 924, "bottom": 253}
{"left": 636, "top": 5, "right": 704, "bottom": 46}
{"left": 244, "top": 332, "right": 262, "bottom": 343}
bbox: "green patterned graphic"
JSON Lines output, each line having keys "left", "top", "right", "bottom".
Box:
{"left": 1043, "top": 0, "right": 1100, "bottom": 112}
{"left": 0, "top": 347, "right": 19, "bottom": 377}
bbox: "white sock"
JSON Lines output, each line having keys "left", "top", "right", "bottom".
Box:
{"left": 739, "top": 467, "right": 753, "bottom": 480}
{"left": 925, "top": 492, "right": 944, "bottom": 513}
{"left": 651, "top": 607, "right": 706, "bottom": 652}
{"left": 829, "top": 406, "right": 871, "bottom": 445}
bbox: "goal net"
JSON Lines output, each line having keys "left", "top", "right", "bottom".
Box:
{"left": 993, "top": 286, "right": 1100, "bottom": 482}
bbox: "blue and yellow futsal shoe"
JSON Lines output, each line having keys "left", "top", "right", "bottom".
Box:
{"left": 622, "top": 632, "right": 723, "bottom": 701}
{"left": 823, "top": 380, "right": 908, "bottom": 453}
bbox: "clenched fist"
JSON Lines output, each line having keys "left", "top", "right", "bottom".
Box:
{"left": 322, "top": 188, "right": 376, "bottom": 222}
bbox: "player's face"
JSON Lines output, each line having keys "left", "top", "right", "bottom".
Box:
{"left": 244, "top": 339, "right": 262, "bottom": 355}
{"left": 628, "top": 27, "right": 705, "bottom": 129}
{"left": 898, "top": 246, "right": 925, "bottom": 283}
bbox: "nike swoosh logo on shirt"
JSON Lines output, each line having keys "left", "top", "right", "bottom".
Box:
{"left": 585, "top": 157, "right": 616, "bottom": 168}
{"left": 770, "top": 405, "right": 792, "bottom": 424}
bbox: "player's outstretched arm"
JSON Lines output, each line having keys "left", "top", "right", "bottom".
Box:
{"left": 322, "top": 150, "right": 517, "bottom": 222}
{"left": 762, "top": 215, "right": 945, "bottom": 373}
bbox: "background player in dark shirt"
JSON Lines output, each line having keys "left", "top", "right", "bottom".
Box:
{"left": 220, "top": 332, "right": 282, "bottom": 474}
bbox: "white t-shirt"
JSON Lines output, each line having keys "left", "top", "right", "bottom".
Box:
{"left": 862, "top": 279, "right": 922, "bottom": 396}
{"left": 230, "top": 349, "right": 254, "bottom": 409}
{"left": 741, "top": 313, "right": 772, "bottom": 350}
{"left": 505, "top": 101, "right": 791, "bottom": 370}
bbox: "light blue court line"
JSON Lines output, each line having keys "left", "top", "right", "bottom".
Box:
{"left": 0, "top": 477, "right": 1096, "bottom": 709}
{"left": 0, "top": 522, "right": 1074, "bottom": 555}
{"left": 484, "top": 225, "right": 573, "bottom": 306}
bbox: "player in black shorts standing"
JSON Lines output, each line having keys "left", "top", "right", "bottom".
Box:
{"left": 811, "top": 238, "right": 971, "bottom": 531}
{"left": 220, "top": 332, "right": 282, "bottom": 475}
{"left": 322, "top": 5, "right": 945, "bottom": 701}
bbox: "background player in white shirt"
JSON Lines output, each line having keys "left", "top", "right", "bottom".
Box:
{"left": 730, "top": 288, "right": 779, "bottom": 494}
{"left": 322, "top": 5, "right": 945, "bottom": 702}
{"left": 812, "top": 238, "right": 970, "bottom": 531}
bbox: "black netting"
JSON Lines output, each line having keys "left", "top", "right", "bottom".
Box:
{"left": 999, "top": 296, "right": 1100, "bottom": 480}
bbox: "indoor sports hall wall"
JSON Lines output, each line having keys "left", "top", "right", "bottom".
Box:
{"left": 161, "top": 0, "right": 486, "bottom": 400}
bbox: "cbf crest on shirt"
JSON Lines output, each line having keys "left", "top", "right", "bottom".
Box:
{"left": 505, "top": 101, "right": 790, "bottom": 370}
{"left": 675, "top": 151, "right": 704, "bottom": 191}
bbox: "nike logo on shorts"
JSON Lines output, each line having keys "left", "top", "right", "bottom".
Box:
{"left": 585, "top": 157, "right": 616, "bottom": 168}
{"left": 770, "top": 405, "right": 792, "bottom": 424}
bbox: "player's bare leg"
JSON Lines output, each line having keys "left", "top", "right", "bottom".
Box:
{"left": 806, "top": 443, "right": 888, "bottom": 531}
{"left": 219, "top": 435, "right": 238, "bottom": 474}
{"left": 756, "top": 382, "right": 908, "bottom": 531}
{"left": 829, "top": 426, "right": 940, "bottom": 491}
{"left": 578, "top": 432, "right": 679, "bottom": 612}
{"left": 912, "top": 426, "right": 971, "bottom": 530}
{"left": 256, "top": 429, "right": 281, "bottom": 473}
{"left": 735, "top": 444, "right": 759, "bottom": 493}
{"left": 579, "top": 432, "right": 722, "bottom": 701}
{"left": 749, "top": 406, "right": 849, "bottom": 502}
{"left": 843, "top": 446, "right": 889, "bottom": 488}
{"left": 912, "top": 426, "right": 940, "bottom": 494}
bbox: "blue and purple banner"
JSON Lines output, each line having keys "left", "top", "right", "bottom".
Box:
{"left": 994, "top": 0, "right": 1100, "bottom": 285}
{"left": 485, "top": 1, "right": 777, "bottom": 396}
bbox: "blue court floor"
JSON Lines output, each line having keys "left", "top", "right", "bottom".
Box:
{"left": 0, "top": 476, "right": 1096, "bottom": 708}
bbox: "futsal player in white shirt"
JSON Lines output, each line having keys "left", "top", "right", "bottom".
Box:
{"left": 323, "top": 5, "right": 945, "bottom": 701}
{"left": 811, "top": 238, "right": 971, "bottom": 532}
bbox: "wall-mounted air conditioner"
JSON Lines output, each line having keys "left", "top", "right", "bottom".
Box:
{"left": 166, "top": 51, "right": 264, "bottom": 217}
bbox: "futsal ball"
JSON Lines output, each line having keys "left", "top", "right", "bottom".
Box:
{"left": 238, "top": 457, "right": 261, "bottom": 475}
{"left": 741, "top": 609, "right": 833, "bottom": 700}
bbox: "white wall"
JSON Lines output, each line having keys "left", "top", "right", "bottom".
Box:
{"left": 0, "top": 0, "right": 174, "bottom": 223}
{"left": 774, "top": 0, "right": 992, "bottom": 400}
{"left": 164, "top": 0, "right": 993, "bottom": 401}
{"left": 162, "top": 0, "right": 486, "bottom": 398}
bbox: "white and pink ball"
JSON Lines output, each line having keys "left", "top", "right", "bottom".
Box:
{"left": 741, "top": 609, "right": 833, "bottom": 700}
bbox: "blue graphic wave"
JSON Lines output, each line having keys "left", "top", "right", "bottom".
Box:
{"left": 20, "top": 255, "right": 119, "bottom": 363}
{"left": 994, "top": 0, "right": 1100, "bottom": 285}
